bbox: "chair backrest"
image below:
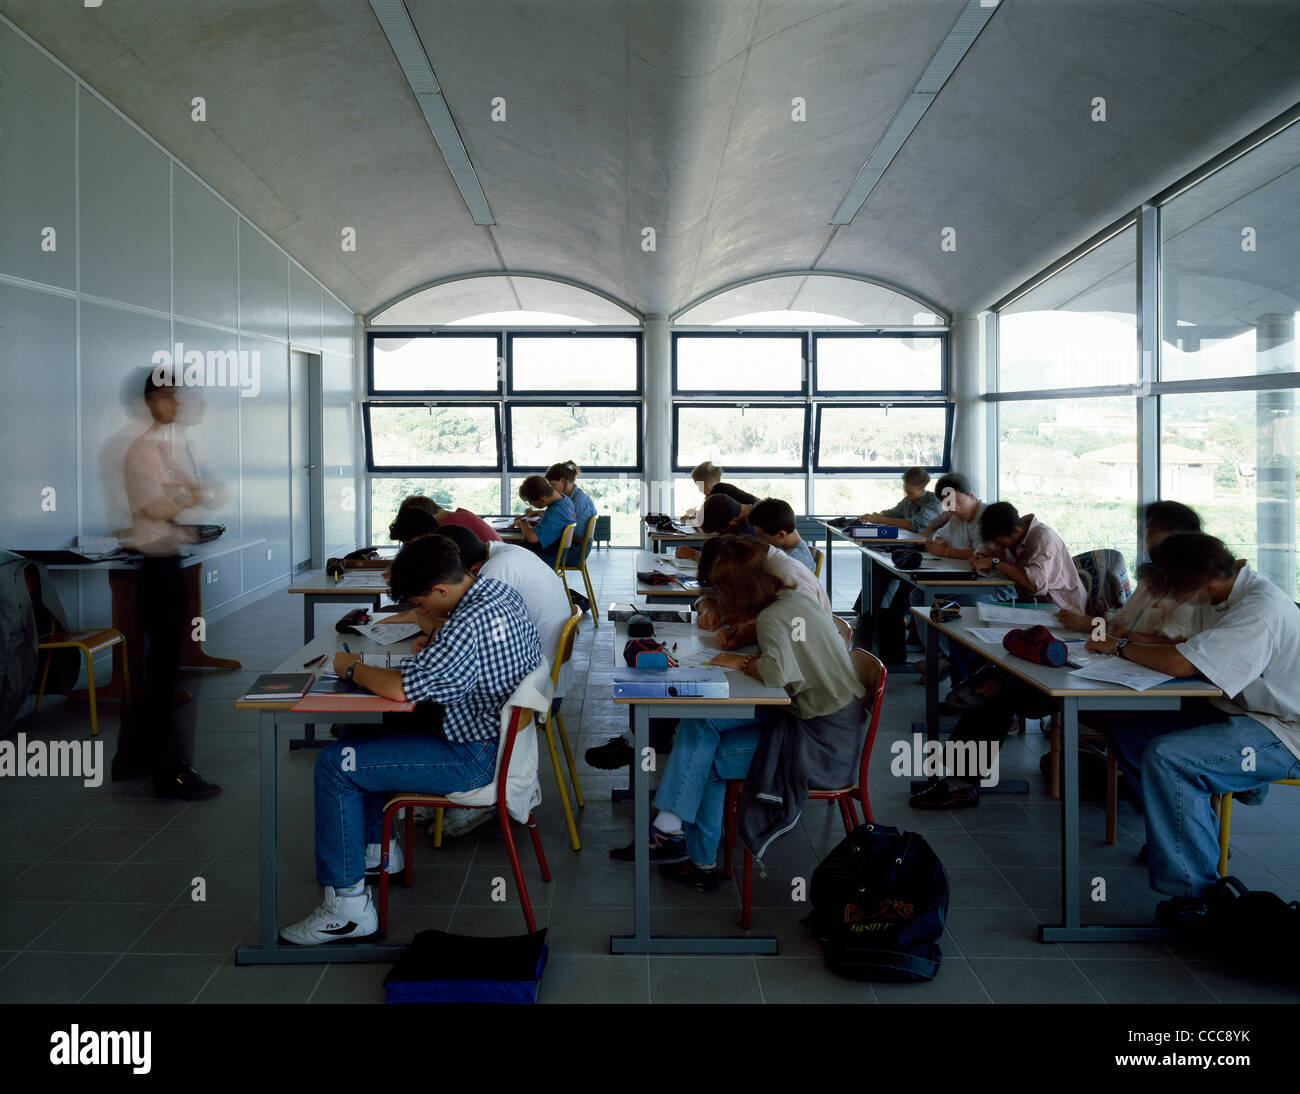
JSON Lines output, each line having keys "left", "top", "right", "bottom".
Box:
{"left": 851, "top": 648, "right": 887, "bottom": 795}
{"left": 550, "top": 606, "right": 582, "bottom": 689}
{"left": 1072, "top": 549, "right": 1131, "bottom": 619}
{"left": 811, "top": 545, "right": 825, "bottom": 579}
{"left": 833, "top": 614, "right": 852, "bottom": 650}
{"left": 573, "top": 514, "right": 599, "bottom": 566}
{"left": 22, "top": 564, "right": 56, "bottom": 640}
{"left": 552, "top": 523, "right": 576, "bottom": 575}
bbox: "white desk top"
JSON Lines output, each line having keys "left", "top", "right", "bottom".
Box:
{"left": 819, "top": 521, "right": 926, "bottom": 545}
{"left": 235, "top": 628, "right": 409, "bottom": 710}
{"left": 863, "top": 547, "right": 1016, "bottom": 588}
{"left": 289, "top": 569, "right": 391, "bottom": 594}
{"left": 42, "top": 536, "right": 264, "bottom": 571}
{"left": 634, "top": 551, "right": 704, "bottom": 597}
{"left": 912, "top": 605, "right": 1223, "bottom": 700}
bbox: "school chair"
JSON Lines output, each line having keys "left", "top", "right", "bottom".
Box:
{"left": 832, "top": 614, "right": 852, "bottom": 650}
{"left": 25, "top": 566, "right": 129, "bottom": 738}
{"left": 551, "top": 523, "right": 577, "bottom": 612}
{"left": 562, "top": 514, "right": 600, "bottom": 627}
{"left": 811, "top": 545, "right": 824, "bottom": 579}
{"left": 723, "top": 649, "right": 887, "bottom": 929}
{"left": 376, "top": 661, "right": 554, "bottom": 937}
{"left": 1218, "top": 780, "right": 1300, "bottom": 877}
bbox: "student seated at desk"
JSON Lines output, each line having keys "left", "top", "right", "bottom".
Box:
{"left": 388, "top": 497, "right": 502, "bottom": 546}
{"left": 749, "top": 497, "right": 816, "bottom": 573}
{"left": 908, "top": 501, "right": 1085, "bottom": 811}
{"left": 1085, "top": 534, "right": 1300, "bottom": 923}
{"left": 609, "top": 537, "right": 864, "bottom": 892}
{"left": 859, "top": 466, "right": 942, "bottom": 531}
{"left": 279, "top": 536, "right": 541, "bottom": 945}
{"left": 527, "top": 460, "right": 597, "bottom": 565}
{"left": 1054, "top": 500, "right": 1202, "bottom": 643}
{"left": 681, "top": 462, "right": 758, "bottom": 526}
{"left": 674, "top": 494, "right": 756, "bottom": 561}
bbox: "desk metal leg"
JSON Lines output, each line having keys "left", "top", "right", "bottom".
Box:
{"left": 610, "top": 704, "right": 777, "bottom": 955}
{"left": 290, "top": 595, "right": 326, "bottom": 750}
{"left": 865, "top": 554, "right": 881, "bottom": 656}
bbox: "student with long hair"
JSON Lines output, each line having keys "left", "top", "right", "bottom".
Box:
{"left": 610, "top": 537, "right": 864, "bottom": 891}
{"left": 538, "top": 461, "right": 595, "bottom": 611}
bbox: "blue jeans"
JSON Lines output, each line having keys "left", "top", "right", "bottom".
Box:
{"left": 653, "top": 718, "right": 761, "bottom": 867}
{"left": 1102, "top": 700, "right": 1300, "bottom": 897}
{"left": 313, "top": 734, "right": 497, "bottom": 887}
{"left": 909, "top": 585, "right": 1014, "bottom": 684}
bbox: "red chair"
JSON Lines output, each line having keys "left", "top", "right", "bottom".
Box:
{"left": 724, "top": 648, "right": 887, "bottom": 928}
{"left": 376, "top": 687, "right": 552, "bottom": 937}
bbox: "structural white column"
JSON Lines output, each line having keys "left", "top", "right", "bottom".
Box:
{"left": 949, "top": 313, "right": 989, "bottom": 496}
{"left": 643, "top": 315, "right": 672, "bottom": 522}
{"left": 1256, "top": 313, "right": 1295, "bottom": 593}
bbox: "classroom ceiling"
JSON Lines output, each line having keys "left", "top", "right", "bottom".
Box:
{"left": 4, "top": 0, "right": 1299, "bottom": 322}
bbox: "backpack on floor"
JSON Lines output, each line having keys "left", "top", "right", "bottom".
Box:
{"left": 1206, "top": 877, "right": 1300, "bottom": 980}
{"left": 803, "top": 823, "right": 949, "bottom": 982}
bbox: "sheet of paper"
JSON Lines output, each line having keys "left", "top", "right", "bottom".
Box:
{"left": 976, "top": 603, "right": 1060, "bottom": 626}
{"left": 330, "top": 570, "right": 387, "bottom": 588}
{"left": 1069, "top": 657, "right": 1174, "bottom": 691}
{"left": 966, "top": 627, "right": 1018, "bottom": 644}
{"left": 676, "top": 648, "right": 723, "bottom": 669}
{"left": 1062, "top": 642, "right": 1093, "bottom": 667}
{"left": 349, "top": 621, "right": 422, "bottom": 644}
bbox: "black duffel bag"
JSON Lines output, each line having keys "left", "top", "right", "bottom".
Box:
{"left": 803, "top": 823, "right": 950, "bottom": 982}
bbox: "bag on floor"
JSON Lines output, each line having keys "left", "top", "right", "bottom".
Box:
{"left": 803, "top": 823, "right": 949, "bottom": 982}
{"left": 1206, "top": 877, "right": 1300, "bottom": 979}
{"left": 384, "top": 928, "right": 549, "bottom": 1003}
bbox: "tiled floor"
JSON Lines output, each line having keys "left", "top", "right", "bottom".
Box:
{"left": 2, "top": 543, "right": 1298, "bottom": 1004}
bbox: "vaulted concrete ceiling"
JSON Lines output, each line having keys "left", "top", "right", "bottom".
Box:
{"left": 4, "top": 0, "right": 1298, "bottom": 320}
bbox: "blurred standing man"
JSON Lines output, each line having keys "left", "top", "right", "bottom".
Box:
{"left": 113, "top": 373, "right": 222, "bottom": 800}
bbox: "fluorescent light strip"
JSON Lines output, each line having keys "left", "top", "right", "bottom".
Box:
{"left": 369, "top": 0, "right": 495, "bottom": 225}
{"left": 830, "top": 0, "right": 1000, "bottom": 225}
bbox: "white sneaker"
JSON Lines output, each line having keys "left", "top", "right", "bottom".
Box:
{"left": 279, "top": 886, "right": 378, "bottom": 945}
{"left": 363, "top": 834, "right": 404, "bottom": 878}
{"left": 429, "top": 805, "right": 496, "bottom": 839}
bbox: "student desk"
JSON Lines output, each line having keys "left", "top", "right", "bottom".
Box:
{"left": 44, "top": 537, "right": 265, "bottom": 703}
{"left": 289, "top": 569, "right": 393, "bottom": 644}
{"left": 484, "top": 516, "right": 529, "bottom": 544}
{"left": 648, "top": 522, "right": 709, "bottom": 554}
{"left": 911, "top": 604, "right": 1222, "bottom": 944}
{"left": 235, "top": 629, "right": 412, "bottom": 966}
{"left": 633, "top": 551, "right": 704, "bottom": 602}
{"left": 608, "top": 618, "right": 787, "bottom": 955}
{"left": 816, "top": 520, "right": 926, "bottom": 604}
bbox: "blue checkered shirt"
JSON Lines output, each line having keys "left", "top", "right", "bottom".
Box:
{"left": 399, "top": 577, "right": 542, "bottom": 744}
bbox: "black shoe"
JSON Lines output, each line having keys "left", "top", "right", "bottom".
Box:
{"left": 585, "top": 736, "right": 634, "bottom": 770}
{"left": 610, "top": 826, "right": 689, "bottom": 864}
{"left": 658, "top": 861, "right": 719, "bottom": 893}
{"left": 154, "top": 764, "right": 222, "bottom": 801}
{"left": 1155, "top": 896, "right": 1211, "bottom": 927}
{"left": 909, "top": 778, "right": 979, "bottom": 811}
{"left": 570, "top": 592, "right": 590, "bottom": 613}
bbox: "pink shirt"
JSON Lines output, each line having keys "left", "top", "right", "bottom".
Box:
{"left": 999, "top": 516, "right": 1086, "bottom": 612}
{"left": 123, "top": 427, "right": 200, "bottom": 555}
{"left": 442, "top": 508, "right": 502, "bottom": 543}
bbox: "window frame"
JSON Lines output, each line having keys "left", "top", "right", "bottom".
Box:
{"left": 362, "top": 401, "right": 503, "bottom": 474}
{"left": 671, "top": 402, "right": 812, "bottom": 474}
{"left": 812, "top": 331, "right": 950, "bottom": 396}
{"left": 504, "top": 400, "right": 644, "bottom": 474}
{"left": 811, "top": 401, "right": 955, "bottom": 474}
{"left": 505, "top": 331, "right": 644, "bottom": 396}
{"left": 366, "top": 331, "right": 503, "bottom": 397}
{"left": 671, "top": 331, "right": 809, "bottom": 397}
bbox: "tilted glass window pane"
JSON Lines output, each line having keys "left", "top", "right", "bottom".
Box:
{"left": 371, "top": 336, "right": 499, "bottom": 391}
{"left": 368, "top": 405, "right": 499, "bottom": 468}
{"left": 815, "top": 336, "right": 944, "bottom": 392}
{"left": 675, "top": 336, "right": 804, "bottom": 392}
{"left": 816, "top": 406, "right": 948, "bottom": 469}
{"left": 1160, "top": 125, "right": 1300, "bottom": 382}
{"left": 998, "top": 225, "right": 1137, "bottom": 392}
{"left": 370, "top": 477, "right": 504, "bottom": 544}
{"left": 1161, "top": 390, "right": 1298, "bottom": 598}
{"left": 998, "top": 397, "right": 1139, "bottom": 565}
{"left": 813, "top": 478, "right": 916, "bottom": 517}
{"left": 509, "top": 404, "right": 639, "bottom": 469}
{"left": 510, "top": 336, "right": 639, "bottom": 391}
{"left": 676, "top": 406, "right": 806, "bottom": 469}
{"left": 672, "top": 476, "right": 804, "bottom": 514}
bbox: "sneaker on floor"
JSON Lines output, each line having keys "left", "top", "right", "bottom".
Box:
{"left": 570, "top": 592, "right": 591, "bottom": 613}
{"left": 585, "top": 736, "right": 634, "bottom": 770}
{"left": 1155, "top": 895, "right": 1211, "bottom": 928}
{"left": 431, "top": 805, "right": 496, "bottom": 839}
{"left": 364, "top": 834, "right": 404, "bottom": 881}
{"left": 610, "top": 825, "right": 689, "bottom": 864}
{"left": 279, "top": 886, "right": 378, "bottom": 945}
{"left": 908, "top": 778, "right": 979, "bottom": 811}
{"left": 658, "top": 860, "right": 719, "bottom": 893}
{"left": 153, "top": 763, "right": 222, "bottom": 801}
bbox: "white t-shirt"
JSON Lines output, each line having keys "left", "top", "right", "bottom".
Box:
{"left": 933, "top": 502, "right": 985, "bottom": 554}
{"left": 480, "top": 541, "right": 575, "bottom": 698}
{"left": 764, "top": 545, "right": 831, "bottom": 614}
{"left": 1179, "top": 563, "right": 1300, "bottom": 762}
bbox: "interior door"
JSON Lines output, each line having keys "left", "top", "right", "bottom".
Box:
{"left": 289, "top": 350, "right": 314, "bottom": 572}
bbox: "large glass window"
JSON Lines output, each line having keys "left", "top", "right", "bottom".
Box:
{"left": 814, "top": 405, "right": 952, "bottom": 472}
{"left": 674, "top": 405, "right": 807, "bottom": 471}
{"left": 814, "top": 334, "right": 946, "bottom": 394}
{"left": 507, "top": 404, "right": 640, "bottom": 471}
{"left": 364, "top": 404, "right": 500, "bottom": 471}
{"left": 998, "top": 225, "right": 1137, "bottom": 393}
{"left": 508, "top": 334, "right": 640, "bottom": 393}
{"left": 673, "top": 335, "right": 806, "bottom": 394}
{"left": 672, "top": 476, "right": 804, "bottom": 513}
{"left": 998, "top": 397, "right": 1139, "bottom": 565}
{"left": 813, "top": 478, "right": 916, "bottom": 517}
{"left": 369, "top": 335, "right": 500, "bottom": 393}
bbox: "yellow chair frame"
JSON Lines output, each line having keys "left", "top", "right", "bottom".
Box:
{"left": 1217, "top": 779, "right": 1300, "bottom": 877}
{"left": 562, "top": 514, "right": 600, "bottom": 627}
{"left": 811, "top": 545, "right": 825, "bottom": 579}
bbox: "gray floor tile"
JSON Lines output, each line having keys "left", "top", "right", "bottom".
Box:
{"left": 129, "top": 902, "right": 257, "bottom": 956}
{"left": 1076, "top": 959, "right": 1220, "bottom": 1003}
{"left": 0, "top": 901, "right": 74, "bottom": 950}
{"left": 945, "top": 907, "right": 1064, "bottom": 958}
{"left": 29, "top": 902, "right": 167, "bottom": 954}
{"left": 307, "top": 961, "right": 390, "bottom": 1004}
{"left": 0, "top": 861, "right": 117, "bottom": 902}
{"left": 1182, "top": 960, "right": 1300, "bottom": 1004}
{"left": 0, "top": 950, "right": 119, "bottom": 1003}
{"left": 756, "top": 956, "right": 878, "bottom": 1003}
{"left": 44, "top": 827, "right": 158, "bottom": 864}
{"left": 538, "top": 953, "right": 649, "bottom": 1003}
{"left": 868, "top": 956, "right": 990, "bottom": 1003}
{"left": 649, "top": 955, "right": 762, "bottom": 1003}
{"left": 196, "top": 960, "right": 325, "bottom": 1004}
{"left": 84, "top": 861, "right": 201, "bottom": 904}
{"left": 0, "top": 825, "right": 78, "bottom": 863}
{"left": 967, "top": 958, "right": 1106, "bottom": 1003}
{"left": 81, "top": 954, "right": 224, "bottom": 1003}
